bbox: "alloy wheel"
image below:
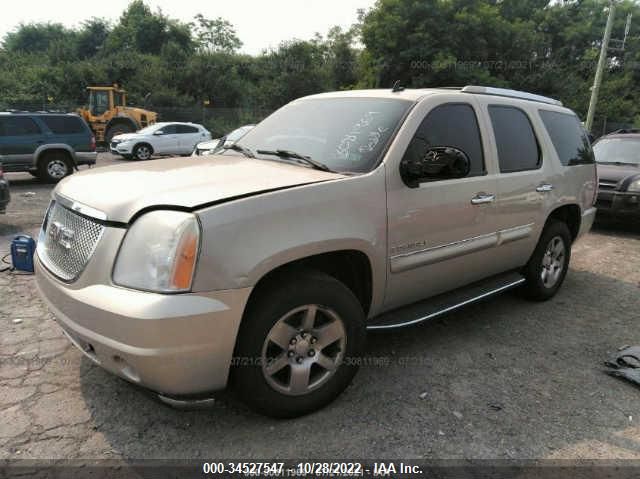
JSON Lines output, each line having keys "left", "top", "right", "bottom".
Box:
{"left": 47, "top": 159, "right": 68, "bottom": 179}
{"left": 541, "top": 235, "right": 565, "bottom": 288}
{"left": 261, "top": 304, "right": 347, "bottom": 396}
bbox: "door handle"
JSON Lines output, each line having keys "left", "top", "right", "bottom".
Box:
{"left": 471, "top": 193, "right": 495, "bottom": 205}
{"left": 536, "top": 184, "right": 554, "bottom": 193}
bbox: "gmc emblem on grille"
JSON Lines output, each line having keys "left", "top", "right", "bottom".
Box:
{"left": 48, "top": 221, "right": 75, "bottom": 250}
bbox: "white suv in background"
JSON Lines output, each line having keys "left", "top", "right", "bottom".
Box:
{"left": 110, "top": 122, "right": 211, "bottom": 160}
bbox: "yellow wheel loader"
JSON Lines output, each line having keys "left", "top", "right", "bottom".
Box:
{"left": 77, "top": 85, "right": 157, "bottom": 144}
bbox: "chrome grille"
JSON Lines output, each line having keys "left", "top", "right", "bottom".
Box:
{"left": 38, "top": 201, "right": 104, "bottom": 281}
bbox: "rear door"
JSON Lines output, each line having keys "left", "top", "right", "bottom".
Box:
{"left": 40, "top": 115, "right": 91, "bottom": 153}
{"left": 176, "top": 124, "right": 205, "bottom": 153}
{"left": 477, "top": 99, "right": 550, "bottom": 272}
{"left": 384, "top": 95, "right": 502, "bottom": 310}
{"left": 0, "top": 116, "right": 43, "bottom": 167}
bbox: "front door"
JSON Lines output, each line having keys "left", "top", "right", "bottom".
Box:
{"left": 154, "top": 124, "right": 180, "bottom": 155}
{"left": 384, "top": 95, "right": 502, "bottom": 310}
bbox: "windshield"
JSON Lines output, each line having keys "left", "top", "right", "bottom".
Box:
{"left": 226, "top": 125, "right": 254, "bottom": 142}
{"left": 235, "top": 97, "right": 413, "bottom": 173}
{"left": 137, "top": 124, "right": 161, "bottom": 135}
{"left": 594, "top": 138, "right": 640, "bottom": 166}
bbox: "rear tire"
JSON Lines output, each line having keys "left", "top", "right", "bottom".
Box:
{"left": 233, "top": 271, "right": 366, "bottom": 418}
{"left": 37, "top": 152, "right": 73, "bottom": 183}
{"left": 522, "top": 220, "right": 572, "bottom": 301}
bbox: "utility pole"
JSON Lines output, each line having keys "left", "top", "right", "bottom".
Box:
{"left": 586, "top": 0, "right": 617, "bottom": 132}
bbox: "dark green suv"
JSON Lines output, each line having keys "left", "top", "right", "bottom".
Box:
{"left": 0, "top": 112, "right": 97, "bottom": 183}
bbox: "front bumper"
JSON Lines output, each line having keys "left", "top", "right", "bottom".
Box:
{"left": 596, "top": 190, "right": 640, "bottom": 216}
{"left": 110, "top": 142, "right": 133, "bottom": 155}
{"left": 35, "top": 255, "right": 252, "bottom": 396}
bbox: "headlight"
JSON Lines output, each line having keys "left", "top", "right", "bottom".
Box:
{"left": 113, "top": 210, "right": 200, "bottom": 292}
{"left": 628, "top": 179, "right": 640, "bottom": 192}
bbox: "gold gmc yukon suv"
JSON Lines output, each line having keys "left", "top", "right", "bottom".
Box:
{"left": 35, "top": 86, "right": 597, "bottom": 417}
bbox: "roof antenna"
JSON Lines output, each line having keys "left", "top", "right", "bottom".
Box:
{"left": 391, "top": 80, "right": 404, "bottom": 92}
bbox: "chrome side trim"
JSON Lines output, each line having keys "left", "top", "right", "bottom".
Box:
{"left": 497, "top": 223, "right": 534, "bottom": 245}
{"left": 367, "top": 278, "right": 525, "bottom": 330}
{"left": 390, "top": 223, "right": 534, "bottom": 273}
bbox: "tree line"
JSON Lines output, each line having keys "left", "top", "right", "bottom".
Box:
{"left": 1, "top": 0, "right": 639, "bottom": 133}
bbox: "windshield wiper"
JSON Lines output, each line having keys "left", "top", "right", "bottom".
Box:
{"left": 222, "top": 143, "right": 255, "bottom": 158}
{"left": 256, "top": 149, "right": 334, "bottom": 172}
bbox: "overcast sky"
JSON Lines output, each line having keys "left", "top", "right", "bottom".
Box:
{"left": 0, "top": 0, "right": 376, "bottom": 55}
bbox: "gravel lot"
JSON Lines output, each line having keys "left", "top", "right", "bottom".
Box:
{"left": 1, "top": 154, "right": 640, "bottom": 461}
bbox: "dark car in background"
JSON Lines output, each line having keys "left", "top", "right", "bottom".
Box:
{"left": 0, "top": 163, "right": 9, "bottom": 214}
{"left": 593, "top": 130, "right": 640, "bottom": 217}
{"left": 0, "top": 112, "right": 97, "bottom": 183}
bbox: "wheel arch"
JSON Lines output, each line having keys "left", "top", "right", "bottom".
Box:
{"left": 34, "top": 145, "right": 75, "bottom": 167}
{"left": 243, "top": 249, "right": 374, "bottom": 318}
{"left": 106, "top": 116, "right": 139, "bottom": 133}
{"left": 546, "top": 203, "right": 581, "bottom": 242}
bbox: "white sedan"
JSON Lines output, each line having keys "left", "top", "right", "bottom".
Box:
{"left": 110, "top": 122, "right": 212, "bottom": 160}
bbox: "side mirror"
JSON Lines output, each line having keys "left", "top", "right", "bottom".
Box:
{"left": 400, "top": 146, "right": 471, "bottom": 187}
{"left": 153, "top": 130, "right": 164, "bottom": 136}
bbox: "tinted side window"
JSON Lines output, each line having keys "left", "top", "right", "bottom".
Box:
{"left": 157, "top": 125, "right": 177, "bottom": 134}
{"left": 401, "top": 103, "right": 485, "bottom": 182}
{"left": 41, "top": 116, "right": 85, "bottom": 135}
{"left": 3, "top": 117, "right": 41, "bottom": 136}
{"left": 539, "top": 110, "right": 594, "bottom": 165}
{"left": 176, "top": 124, "right": 199, "bottom": 134}
{"left": 489, "top": 106, "right": 540, "bottom": 172}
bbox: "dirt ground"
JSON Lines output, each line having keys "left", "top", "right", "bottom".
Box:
{"left": 1, "top": 154, "right": 640, "bottom": 461}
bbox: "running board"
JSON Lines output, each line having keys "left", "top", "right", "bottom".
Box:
{"left": 367, "top": 271, "right": 525, "bottom": 330}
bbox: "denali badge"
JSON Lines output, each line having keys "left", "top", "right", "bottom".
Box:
{"left": 48, "top": 221, "right": 75, "bottom": 250}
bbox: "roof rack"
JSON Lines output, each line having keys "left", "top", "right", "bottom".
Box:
{"left": 461, "top": 86, "right": 563, "bottom": 106}
{"left": 1, "top": 110, "right": 73, "bottom": 114}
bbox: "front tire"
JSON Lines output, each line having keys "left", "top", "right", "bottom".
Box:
{"left": 132, "top": 143, "right": 153, "bottom": 161}
{"left": 233, "top": 271, "right": 366, "bottom": 418}
{"left": 522, "top": 220, "right": 572, "bottom": 301}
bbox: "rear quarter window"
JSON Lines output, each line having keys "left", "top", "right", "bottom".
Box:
{"left": 539, "top": 110, "right": 594, "bottom": 165}
{"left": 41, "top": 116, "right": 86, "bottom": 135}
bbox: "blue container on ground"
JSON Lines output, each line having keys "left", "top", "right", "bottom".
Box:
{"left": 10, "top": 235, "right": 36, "bottom": 272}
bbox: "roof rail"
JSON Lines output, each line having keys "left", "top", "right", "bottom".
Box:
{"left": 610, "top": 128, "right": 640, "bottom": 134}
{"left": 2, "top": 110, "right": 72, "bottom": 115}
{"left": 461, "top": 86, "right": 563, "bottom": 106}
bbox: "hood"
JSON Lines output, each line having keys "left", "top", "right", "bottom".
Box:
{"left": 596, "top": 162, "right": 640, "bottom": 184}
{"left": 112, "top": 132, "right": 141, "bottom": 141}
{"left": 196, "top": 138, "right": 222, "bottom": 150}
{"left": 55, "top": 156, "right": 345, "bottom": 223}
